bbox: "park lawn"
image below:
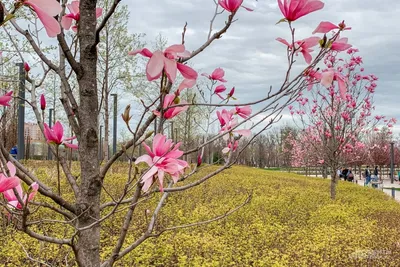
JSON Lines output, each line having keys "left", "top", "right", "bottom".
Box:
{"left": 1, "top": 162, "right": 400, "bottom": 266}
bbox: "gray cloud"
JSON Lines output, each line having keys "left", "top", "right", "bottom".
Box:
{"left": 126, "top": 0, "right": 400, "bottom": 132}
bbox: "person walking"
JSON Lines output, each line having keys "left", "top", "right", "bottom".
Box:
{"left": 365, "top": 166, "right": 371, "bottom": 186}
{"left": 374, "top": 166, "right": 379, "bottom": 180}
{"left": 347, "top": 168, "right": 354, "bottom": 182}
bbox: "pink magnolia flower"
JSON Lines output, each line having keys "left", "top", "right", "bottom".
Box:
{"left": 318, "top": 159, "right": 324, "bottom": 164}
{"left": 40, "top": 94, "right": 46, "bottom": 110}
{"left": 0, "top": 162, "right": 20, "bottom": 193}
{"left": 312, "top": 20, "right": 351, "bottom": 34}
{"left": 22, "top": 0, "right": 62, "bottom": 37}
{"left": 227, "top": 87, "right": 235, "bottom": 99}
{"left": 3, "top": 183, "right": 38, "bottom": 210}
{"left": 217, "top": 109, "right": 251, "bottom": 137}
{"left": 278, "top": 0, "right": 324, "bottom": 22}
{"left": 153, "top": 94, "right": 188, "bottom": 119}
{"left": 61, "top": 1, "right": 103, "bottom": 32}
{"left": 222, "top": 140, "right": 239, "bottom": 154}
{"left": 232, "top": 106, "right": 252, "bottom": 119}
{"left": 277, "top": 37, "right": 320, "bottom": 64}
{"left": 24, "top": 62, "right": 30, "bottom": 72}
{"left": 135, "top": 134, "right": 189, "bottom": 192}
{"left": 202, "top": 68, "right": 227, "bottom": 82}
{"left": 214, "top": 84, "right": 227, "bottom": 100}
{"left": 331, "top": 37, "right": 352, "bottom": 52}
{"left": 43, "top": 121, "right": 79, "bottom": 149}
{"left": 320, "top": 69, "right": 347, "bottom": 99}
{"left": 129, "top": 45, "right": 198, "bottom": 84}
{"left": 219, "top": 0, "right": 253, "bottom": 12}
{"left": 0, "top": 91, "right": 13, "bottom": 107}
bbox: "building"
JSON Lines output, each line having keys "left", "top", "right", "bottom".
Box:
{"left": 25, "top": 122, "right": 46, "bottom": 143}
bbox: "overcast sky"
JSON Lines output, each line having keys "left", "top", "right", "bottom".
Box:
{"left": 125, "top": 0, "right": 400, "bottom": 134}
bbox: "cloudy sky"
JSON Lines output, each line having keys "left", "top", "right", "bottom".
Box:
{"left": 125, "top": 0, "right": 400, "bottom": 133}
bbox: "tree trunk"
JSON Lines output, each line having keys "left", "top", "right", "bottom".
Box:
{"left": 330, "top": 169, "right": 337, "bottom": 200}
{"left": 74, "top": 1, "right": 101, "bottom": 266}
{"left": 104, "top": 93, "right": 109, "bottom": 160}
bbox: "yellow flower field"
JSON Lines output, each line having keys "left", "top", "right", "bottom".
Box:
{"left": 1, "top": 162, "right": 400, "bottom": 266}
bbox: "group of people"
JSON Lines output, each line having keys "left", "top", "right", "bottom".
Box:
{"left": 364, "top": 166, "right": 380, "bottom": 188}
{"left": 337, "top": 167, "right": 355, "bottom": 182}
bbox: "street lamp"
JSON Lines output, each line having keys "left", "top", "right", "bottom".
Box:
{"left": 16, "top": 63, "right": 25, "bottom": 160}
{"left": 111, "top": 93, "right": 117, "bottom": 155}
{"left": 390, "top": 141, "right": 395, "bottom": 184}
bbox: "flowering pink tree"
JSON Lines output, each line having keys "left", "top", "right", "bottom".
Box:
{"left": 289, "top": 47, "right": 394, "bottom": 199}
{"left": 0, "top": 0, "right": 364, "bottom": 265}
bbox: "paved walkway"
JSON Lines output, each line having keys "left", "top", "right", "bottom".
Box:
{"left": 352, "top": 178, "right": 400, "bottom": 201}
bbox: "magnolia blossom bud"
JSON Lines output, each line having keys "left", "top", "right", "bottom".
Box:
{"left": 24, "top": 62, "right": 30, "bottom": 72}
{"left": 121, "top": 105, "right": 132, "bottom": 124}
{"left": 197, "top": 153, "right": 202, "bottom": 167}
{"left": 40, "top": 94, "right": 46, "bottom": 110}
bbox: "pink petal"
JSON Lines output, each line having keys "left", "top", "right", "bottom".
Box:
{"left": 146, "top": 51, "right": 164, "bottom": 81}
{"left": 68, "top": 1, "right": 80, "bottom": 14}
{"left": 301, "top": 50, "right": 313, "bottom": 64}
{"left": 177, "top": 79, "right": 196, "bottom": 94}
{"left": 157, "top": 169, "right": 165, "bottom": 191}
{"left": 312, "top": 21, "right": 338, "bottom": 34}
{"left": 0, "top": 177, "right": 20, "bottom": 193}
{"left": 276, "top": 37, "right": 291, "bottom": 47}
{"left": 163, "top": 58, "right": 177, "bottom": 83}
{"left": 27, "top": 3, "right": 61, "bottom": 37}
{"left": 6, "top": 161, "right": 16, "bottom": 177}
{"left": 64, "top": 143, "right": 79, "bottom": 150}
{"left": 153, "top": 134, "right": 167, "bottom": 156}
{"left": 141, "top": 166, "right": 158, "bottom": 192}
{"left": 28, "top": 0, "right": 62, "bottom": 16}
{"left": 27, "top": 182, "right": 39, "bottom": 202}
{"left": 165, "top": 44, "right": 185, "bottom": 54}
{"left": 235, "top": 129, "right": 251, "bottom": 137}
{"left": 96, "top": 8, "right": 103, "bottom": 18}
{"left": 177, "top": 63, "right": 198, "bottom": 80}
{"left": 128, "top": 48, "right": 153, "bottom": 58}
{"left": 293, "top": 1, "right": 324, "bottom": 21}
{"left": 52, "top": 121, "right": 64, "bottom": 144}
{"left": 143, "top": 143, "right": 155, "bottom": 158}
{"left": 163, "top": 94, "right": 175, "bottom": 109}
{"left": 135, "top": 154, "right": 154, "bottom": 166}
{"left": 321, "top": 70, "right": 334, "bottom": 88}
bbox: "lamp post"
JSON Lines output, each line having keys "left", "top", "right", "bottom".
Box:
{"left": 390, "top": 141, "right": 395, "bottom": 184}
{"left": 16, "top": 63, "right": 25, "bottom": 160}
{"left": 111, "top": 93, "right": 117, "bottom": 155}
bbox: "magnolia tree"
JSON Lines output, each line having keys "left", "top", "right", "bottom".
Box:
{"left": 288, "top": 47, "right": 395, "bottom": 199}
{"left": 0, "top": 0, "right": 362, "bottom": 265}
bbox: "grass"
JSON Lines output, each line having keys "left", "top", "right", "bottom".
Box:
{"left": 1, "top": 162, "right": 400, "bottom": 266}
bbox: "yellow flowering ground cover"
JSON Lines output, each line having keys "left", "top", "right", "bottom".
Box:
{"left": 1, "top": 162, "right": 400, "bottom": 266}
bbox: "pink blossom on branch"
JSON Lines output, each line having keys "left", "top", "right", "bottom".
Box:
{"left": 40, "top": 94, "right": 46, "bottom": 110}
{"left": 232, "top": 106, "right": 252, "bottom": 119}
{"left": 43, "top": 121, "right": 79, "bottom": 149}
{"left": 135, "top": 134, "right": 189, "bottom": 192}
{"left": 0, "top": 91, "right": 13, "bottom": 107}
{"left": 129, "top": 45, "right": 198, "bottom": 84}
{"left": 21, "top": 0, "right": 62, "bottom": 37}
{"left": 202, "top": 68, "right": 227, "bottom": 82}
{"left": 1, "top": 162, "right": 39, "bottom": 209}
{"left": 153, "top": 94, "right": 188, "bottom": 119}
{"left": 277, "top": 0, "right": 324, "bottom": 22}
{"left": 61, "top": 1, "right": 103, "bottom": 32}
{"left": 276, "top": 37, "right": 320, "bottom": 64}
{"left": 331, "top": 37, "right": 352, "bottom": 52}
{"left": 214, "top": 84, "right": 227, "bottom": 100}
{"left": 312, "top": 21, "right": 351, "bottom": 34}
{"left": 0, "top": 162, "right": 20, "bottom": 193}
{"left": 218, "top": 0, "right": 254, "bottom": 13}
